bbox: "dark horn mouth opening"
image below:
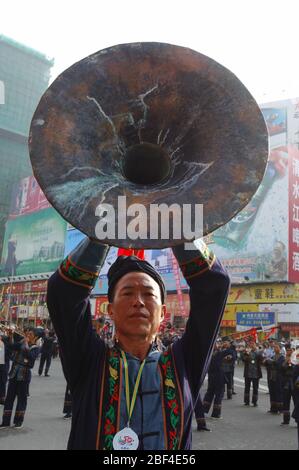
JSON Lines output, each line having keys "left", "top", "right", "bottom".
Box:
{"left": 122, "top": 142, "right": 171, "bottom": 185}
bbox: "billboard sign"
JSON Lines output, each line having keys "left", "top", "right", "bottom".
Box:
{"left": 228, "top": 283, "right": 299, "bottom": 304}
{"left": 9, "top": 175, "right": 50, "bottom": 217}
{"left": 0, "top": 208, "right": 67, "bottom": 276}
{"left": 262, "top": 107, "right": 287, "bottom": 136}
{"left": 205, "top": 98, "right": 299, "bottom": 284}
{"left": 236, "top": 312, "right": 275, "bottom": 331}
{"left": 288, "top": 145, "right": 299, "bottom": 282}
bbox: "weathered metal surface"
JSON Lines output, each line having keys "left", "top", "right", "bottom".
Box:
{"left": 29, "top": 42, "right": 269, "bottom": 248}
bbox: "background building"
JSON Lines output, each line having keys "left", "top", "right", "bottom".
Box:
{"left": 0, "top": 175, "right": 67, "bottom": 325}
{"left": 0, "top": 35, "right": 54, "bottom": 255}
{"left": 212, "top": 97, "right": 299, "bottom": 339}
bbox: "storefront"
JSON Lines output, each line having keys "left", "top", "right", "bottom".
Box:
{"left": 279, "top": 323, "right": 299, "bottom": 338}
{"left": 220, "top": 283, "right": 299, "bottom": 339}
{"left": 0, "top": 279, "right": 49, "bottom": 327}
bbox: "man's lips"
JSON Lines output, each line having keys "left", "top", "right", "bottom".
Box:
{"left": 128, "top": 312, "right": 149, "bottom": 319}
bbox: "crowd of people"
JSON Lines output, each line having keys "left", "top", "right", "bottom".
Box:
{"left": 0, "top": 320, "right": 299, "bottom": 448}
{"left": 0, "top": 325, "right": 60, "bottom": 428}
{"left": 157, "top": 328, "right": 299, "bottom": 445}
{"left": 98, "top": 319, "right": 299, "bottom": 442}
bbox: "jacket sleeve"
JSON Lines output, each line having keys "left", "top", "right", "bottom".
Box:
{"left": 172, "top": 240, "right": 230, "bottom": 398}
{"left": 26, "top": 345, "right": 40, "bottom": 368}
{"left": 7, "top": 341, "right": 23, "bottom": 352}
{"left": 46, "top": 237, "right": 110, "bottom": 389}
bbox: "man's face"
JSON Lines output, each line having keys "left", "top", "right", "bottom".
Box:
{"left": 108, "top": 272, "right": 166, "bottom": 342}
{"left": 26, "top": 331, "right": 37, "bottom": 345}
{"left": 286, "top": 348, "right": 292, "bottom": 357}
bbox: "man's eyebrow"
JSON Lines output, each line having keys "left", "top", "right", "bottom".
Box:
{"left": 120, "top": 284, "right": 155, "bottom": 290}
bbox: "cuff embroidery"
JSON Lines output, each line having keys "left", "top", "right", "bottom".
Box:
{"left": 59, "top": 256, "right": 99, "bottom": 289}
{"left": 179, "top": 245, "right": 216, "bottom": 280}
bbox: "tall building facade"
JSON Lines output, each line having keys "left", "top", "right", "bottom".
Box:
{"left": 0, "top": 35, "right": 54, "bottom": 255}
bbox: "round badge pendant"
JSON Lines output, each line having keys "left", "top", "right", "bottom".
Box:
{"left": 113, "top": 427, "right": 139, "bottom": 450}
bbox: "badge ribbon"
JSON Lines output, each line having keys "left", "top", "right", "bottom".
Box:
{"left": 113, "top": 350, "right": 146, "bottom": 450}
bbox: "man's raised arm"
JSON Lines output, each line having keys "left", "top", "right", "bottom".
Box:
{"left": 172, "top": 240, "right": 230, "bottom": 398}
{"left": 46, "top": 238, "right": 109, "bottom": 389}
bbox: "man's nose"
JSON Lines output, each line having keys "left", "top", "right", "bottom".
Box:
{"left": 132, "top": 293, "right": 145, "bottom": 306}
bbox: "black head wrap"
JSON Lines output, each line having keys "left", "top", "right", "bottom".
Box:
{"left": 29, "top": 327, "right": 44, "bottom": 339}
{"left": 107, "top": 255, "right": 166, "bottom": 303}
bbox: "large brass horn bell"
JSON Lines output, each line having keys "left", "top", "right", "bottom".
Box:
{"left": 29, "top": 42, "right": 269, "bottom": 248}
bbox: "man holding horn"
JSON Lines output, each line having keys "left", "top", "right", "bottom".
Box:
{"left": 29, "top": 41, "right": 268, "bottom": 451}
{"left": 47, "top": 237, "right": 230, "bottom": 450}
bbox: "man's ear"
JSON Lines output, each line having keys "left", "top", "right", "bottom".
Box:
{"left": 160, "top": 305, "right": 166, "bottom": 323}
{"left": 107, "top": 303, "right": 114, "bottom": 320}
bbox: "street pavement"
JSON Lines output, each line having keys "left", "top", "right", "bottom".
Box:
{"left": 0, "top": 359, "right": 298, "bottom": 450}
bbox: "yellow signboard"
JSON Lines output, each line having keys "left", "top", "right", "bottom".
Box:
{"left": 223, "top": 304, "right": 259, "bottom": 320}
{"left": 227, "top": 284, "right": 299, "bottom": 304}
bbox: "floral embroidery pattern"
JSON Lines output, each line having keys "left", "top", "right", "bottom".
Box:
{"left": 98, "top": 347, "right": 183, "bottom": 450}
{"left": 159, "top": 349, "right": 182, "bottom": 450}
{"left": 98, "top": 348, "right": 120, "bottom": 450}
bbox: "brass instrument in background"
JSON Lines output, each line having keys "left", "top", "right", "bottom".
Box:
{"left": 0, "top": 323, "right": 26, "bottom": 338}
{"left": 0, "top": 324, "right": 44, "bottom": 346}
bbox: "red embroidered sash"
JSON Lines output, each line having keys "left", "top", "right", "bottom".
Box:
{"left": 96, "top": 346, "right": 183, "bottom": 450}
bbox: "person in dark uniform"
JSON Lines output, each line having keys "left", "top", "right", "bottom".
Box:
{"left": 292, "top": 361, "right": 299, "bottom": 449}
{"left": 47, "top": 237, "right": 230, "bottom": 450}
{"left": 230, "top": 341, "right": 237, "bottom": 395}
{"left": 63, "top": 383, "right": 72, "bottom": 419}
{"left": 264, "top": 342, "right": 284, "bottom": 414}
{"left": 280, "top": 347, "right": 297, "bottom": 425}
{"left": 0, "top": 330, "right": 11, "bottom": 405}
{"left": 263, "top": 340, "right": 275, "bottom": 394}
{"left": 242, "top": 340, "right": 263, "bottom": 407}
{"left": 221, "top": 340, "right": 235, "bottom": 400}
{"left": 38, "top": 330, "right": 55, "bottom": 377}
{"left": 53, "top": 335, "right": 59, "bottom": 359}
{"left": 0, "top": 328, "right": 41, "bottom": 429}
{"left": 193, "top": 392, "right": 210, "bottom": 431}
{"left": 202, "top": 340, "right": 232, "bottom": 419}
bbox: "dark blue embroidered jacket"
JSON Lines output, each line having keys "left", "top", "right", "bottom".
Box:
{"left": 8, "top": 340, "right": 40, "bottom": 382}
{"left": 47, "top": 239, "right": 230, "bottom": 450}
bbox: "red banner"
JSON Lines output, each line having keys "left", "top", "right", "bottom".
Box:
{"left": 165, "top": 293, "right": 189, "bottom": 318}
{"left": 262, "top": 327, "right": 278, "bottom": 340}
{"left": 228, "top": 328, "right": 258, "bottom": 341}
{"left": 288, "top": 146, "right": 299, "bottom": 282}
{"left": 221, "top": 320, "right": 236, "bottom": 327}
{"left": 0, "top": 281, "right": 47, "bottom": 295}
{"left": 117, "top": 248, "right": 145, "bottom": 259}
{"left": 95, "top": 297, "right": 109, "bottom": 318}
{"left": 170, "top": 252, "right": 187, "bottom": 317}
